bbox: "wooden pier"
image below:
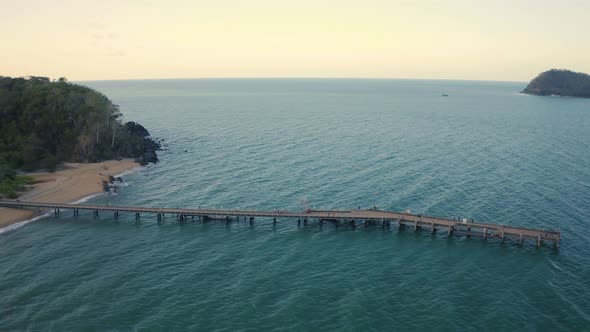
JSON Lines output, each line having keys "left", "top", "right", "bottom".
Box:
{"left": 0, "top": 200, "right": 560, "bottom": 249}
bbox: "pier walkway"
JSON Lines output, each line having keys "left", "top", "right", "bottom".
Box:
{"left": 0, "top": 200, "right": 560, "bottom": 249}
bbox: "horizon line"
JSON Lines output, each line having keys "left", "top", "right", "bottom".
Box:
{"left": 72, "top": 76, "right": 527, "bottom": 84}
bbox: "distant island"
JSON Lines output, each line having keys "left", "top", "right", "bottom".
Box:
{"left": 522, "top": 69, "right": 590, "bottom": 98}
{"left": 0, "top": 76, "right": 160, "bottom": 198}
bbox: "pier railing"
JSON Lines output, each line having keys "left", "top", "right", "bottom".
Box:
{"left": 0, "top": 200, "right": 560, "bottom": 249}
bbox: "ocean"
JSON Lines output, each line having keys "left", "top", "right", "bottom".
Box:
{"left": 1, "top": 79, "right": 589, "bottom": 330}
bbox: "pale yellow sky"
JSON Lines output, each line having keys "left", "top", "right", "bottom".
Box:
{"left": 1, "top": 0, "right": 589, "bottom": 81}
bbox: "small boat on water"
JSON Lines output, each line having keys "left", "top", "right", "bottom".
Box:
{"left": 442, "top": 93, "right": 448, "bottom": 97}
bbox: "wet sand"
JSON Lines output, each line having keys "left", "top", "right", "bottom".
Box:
{"left": 0, "top": 160, "right": 139, "bottom": 228}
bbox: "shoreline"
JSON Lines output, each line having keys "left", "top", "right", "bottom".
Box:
{"left": 0, "top": 159, "right": 140, "bottom": 232}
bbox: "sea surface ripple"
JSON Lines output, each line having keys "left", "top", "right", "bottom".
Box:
{"left": 1, "top": 79, "right": 589, "bottom": 330}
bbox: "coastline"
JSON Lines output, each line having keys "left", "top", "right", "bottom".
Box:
{"left": 0, "top": 159, "right": 140, "bottom": 231}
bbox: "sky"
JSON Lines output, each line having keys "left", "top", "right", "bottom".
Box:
{"left": 1, "top": 0, "right": 589, "bottom": 81}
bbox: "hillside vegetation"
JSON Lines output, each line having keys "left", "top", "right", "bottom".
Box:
{"left": 522, "top": 69, "right": 590, "bottom": 98}
{"left": 0, "top": 76, "right": 160, "bottom": 197}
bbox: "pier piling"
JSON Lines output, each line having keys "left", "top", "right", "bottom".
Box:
{"left": 0, "top": 200, "right": 560, "bottom": 250}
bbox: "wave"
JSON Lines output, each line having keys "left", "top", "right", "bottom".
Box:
{"left": 113, "top": 165, "right": 144, "bottom": 178}
{"left": 0, "top": 211, "right": 53, "bottom": 235}
{"left": 0, "top": 165, "right": 144, "bottom": 234}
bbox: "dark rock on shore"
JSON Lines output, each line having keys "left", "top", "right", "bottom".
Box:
{"left": 108, "top": 175, "right": 123, "bottom": 183}
{"left": 136, "top": 150, "right": 159, "bottom": 165}
{"left": 104, "top": 175, "right": 125, "bottom": 192}
{"left": 123, "top": 122, "right": 162, "bottom": 165}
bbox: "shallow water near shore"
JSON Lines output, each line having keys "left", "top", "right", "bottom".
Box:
{"left": 1, "top": 79, "right": 590, "bottom": 330}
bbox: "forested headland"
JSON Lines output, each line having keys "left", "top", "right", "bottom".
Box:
{"left": 0, "top": 76, "right": 160, "bottom": 197}
{"left": 522, "top": 69, "right": 590, "bottom": 98}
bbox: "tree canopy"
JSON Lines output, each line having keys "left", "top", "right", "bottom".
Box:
{"left": 0, "top": 75, "right": 160, "bottom": 197}
{"left": 522, "top": 69, "right": 590, "bottom": 98}
{"left": 0, "top": 75, "right": 159, "bottom": 170}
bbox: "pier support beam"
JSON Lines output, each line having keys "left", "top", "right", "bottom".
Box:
{"left": 0, "top": 202, "right": 560, "bottom": 251}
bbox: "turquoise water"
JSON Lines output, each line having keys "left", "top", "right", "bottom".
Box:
{"left": 1, "top": 79, "right": 589, "bottom": 330}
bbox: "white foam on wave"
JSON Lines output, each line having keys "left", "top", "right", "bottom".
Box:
{"left": 0, "top": 193, "right": 106, "bottom": 236}
{"left": 72, "top": 193, "right": 105, "bottom": 204}
{"left": 548, "top": 258, "right": 563, "bottom": 271}
{"left": 114, "top": 165, "right": 143, "bottom": 178}
{"left": 0, "top": 211, "right": 53, "bottom": 235}
{"left": 110, "top": 181, "right": 131, "bottom": 188}
{"left": 0, "top": 165, "right": 145, "bottom": 235}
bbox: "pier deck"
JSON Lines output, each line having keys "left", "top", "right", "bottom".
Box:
{"left": 0, "top": 200, "right": 560, "bottom": 249}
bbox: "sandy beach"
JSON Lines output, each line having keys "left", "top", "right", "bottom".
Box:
{"left": 0, "top": 159, "right": 139, "bottom": 228}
